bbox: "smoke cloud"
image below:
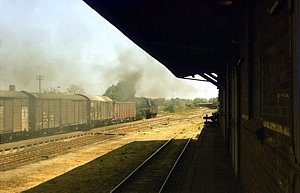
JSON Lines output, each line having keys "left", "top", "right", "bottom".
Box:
{"left": 95, "top": 49, "right": 208, "bottom": 99}
{"left": 0, "top": 0, "right": 217, "bottom": 99}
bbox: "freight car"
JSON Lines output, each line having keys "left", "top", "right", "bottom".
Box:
{"left": 113, "top": 101, "right": 136, "bottom": 123}
{"left": 78, "top": 94, "right": 113, "bottom": 127}
{"left": 23, "top": 92, "right": 88, "bottom": 135}
{"left": 0, "top": 88, "right": 158, "bottom": 143}
{"left": 0, "top": 90, "right": 30, "bottom": 142}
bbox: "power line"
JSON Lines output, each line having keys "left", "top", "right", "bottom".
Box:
{"left": 36, "top": 75, "right": 45, "bottom": 93}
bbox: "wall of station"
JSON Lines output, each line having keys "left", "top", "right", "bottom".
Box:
{"left": 220, "top": 1, "right": 300, "bottom": 192}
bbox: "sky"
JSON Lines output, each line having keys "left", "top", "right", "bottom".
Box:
{"left": 0, "top": 0, "right": 218, "bottom": 99}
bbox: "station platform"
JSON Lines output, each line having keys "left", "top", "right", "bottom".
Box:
{"left": 165, "top": 126, "right": 242, "bottom": 193}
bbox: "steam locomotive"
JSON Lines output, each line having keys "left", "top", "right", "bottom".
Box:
{"left": 0, "top": 89, "right": 157, "bottom": 143}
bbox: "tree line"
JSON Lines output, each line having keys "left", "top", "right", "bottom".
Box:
{"left": 44, "top": 82, "right": 218, "bottom": 113}
{"left": 153, "top": 97, "right": 218, "bottom": 113}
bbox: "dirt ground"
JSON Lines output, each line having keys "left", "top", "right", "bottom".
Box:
{"left": 0, "top": 109, "right": 211, "bottom": 193}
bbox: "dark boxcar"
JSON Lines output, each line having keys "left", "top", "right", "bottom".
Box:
{"left": 79, "top": 94, "right": 113, "bottom": 127}
{"left": 0, "top": 90, "right": 29, "bottom": 142}
{"left": 133, "top": 97, "right": 157, "bottom": 119}
{"left": 113, "top": 102, "right": 136, "bottom": 122}
{"left": 22, "top": 92, "right": 88, "bottom": 134}
{"left": 148, "top": 99, "right": 158, "bottom": 118}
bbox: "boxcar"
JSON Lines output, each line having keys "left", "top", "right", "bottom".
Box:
{"left": 79, "top": 94, "right": 113, "bottom": 127}
{"left": 113, "top": 102, "right": 136, "bottom": 122}
{"left": 0, "top": 91, "right": 29, "bottom": 143}
{"left": 22, "top": 92, "right": 88, "bottom": 134}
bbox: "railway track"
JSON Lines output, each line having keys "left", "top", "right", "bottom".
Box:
{"left": 0, "top": 111, "right": 209, "bottom": 172}
{"left": 0, "top": 134, "right": 118, "bottom": 171}
{"left": 0, "top": 116, "right": 177, "bottom": 171}
{"left": 110, "top": 137, "right": 191, "bottom": 193}
{"left": 0, "top": 115, "right": 171, "bottom": 155}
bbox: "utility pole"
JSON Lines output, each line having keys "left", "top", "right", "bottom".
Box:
{"left": 36, "top": 75, "right": 44, "bottom": 93}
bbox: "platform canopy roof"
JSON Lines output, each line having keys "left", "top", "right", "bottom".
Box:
{"left": 83, "top": 0, "right": 244, "bottom": 86}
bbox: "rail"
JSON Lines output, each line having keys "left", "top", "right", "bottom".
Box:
{"left": 110, "top": 137, "right": 191, "bottom": 193}
{"left": 0, "top": 134, "right": 117, "bottom": 171}
{"left": 0, "top": 116, "right": 181, "bottom": 171}
{"left": 159, "top": 138, "right": 191, "bottom": 193}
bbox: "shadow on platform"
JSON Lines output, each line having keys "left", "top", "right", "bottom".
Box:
{"left": 164, "top": 126, "right": 242, "bottom": 193}
{"left": 23, "top": 127, "right": 241, "bottom": 193}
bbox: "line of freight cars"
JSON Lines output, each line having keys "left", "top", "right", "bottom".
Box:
{"left": 0, "top": 89, "right": 157, "bottom": 143}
